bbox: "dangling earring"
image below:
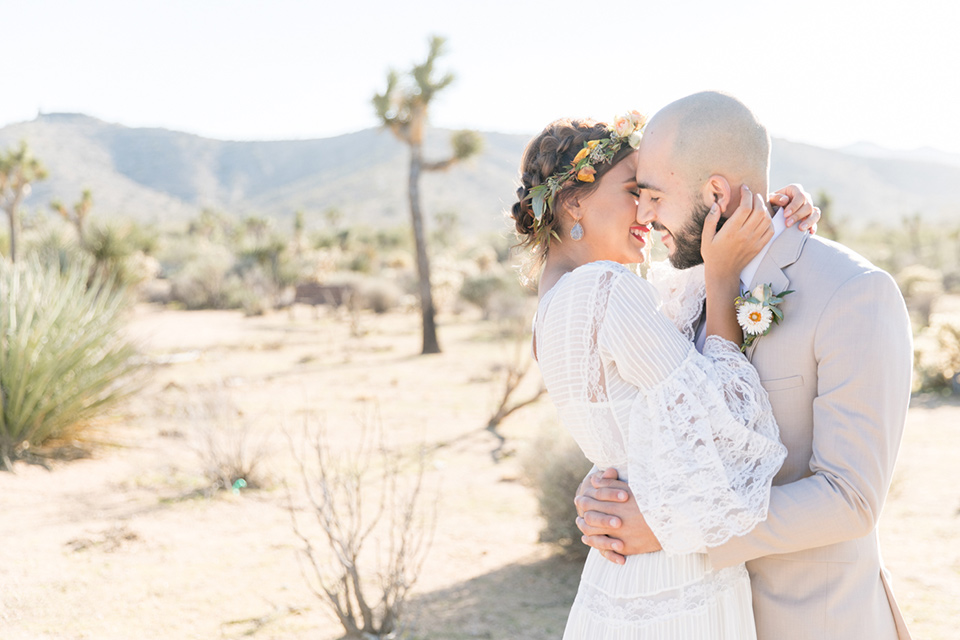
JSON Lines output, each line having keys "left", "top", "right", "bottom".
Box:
{"left": 570, "top": 221, "right": 584, "bottom": 241}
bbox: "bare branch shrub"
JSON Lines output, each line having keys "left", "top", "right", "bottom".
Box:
{"left": 285, "top": 411, "right": 435, "bottom": 639}
{"left": 486, "top": 311, "right": 546, "bottom": 461}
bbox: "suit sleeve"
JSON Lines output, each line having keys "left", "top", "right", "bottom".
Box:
{"left": 707, "top": 269, "right": 913, "bottom": 567}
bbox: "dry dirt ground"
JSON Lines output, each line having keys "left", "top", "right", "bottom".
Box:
{"left": 0, "top": 304, "right": 957, "bottom": 640}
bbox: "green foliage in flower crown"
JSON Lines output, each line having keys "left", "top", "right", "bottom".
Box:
{"left": 523, "top": 111, "right": 646, "bottom": 248}
{"left": 0, "top": 257, "right": 141, "bottom": 470}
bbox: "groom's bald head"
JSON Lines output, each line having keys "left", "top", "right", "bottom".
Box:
{"left": 646, "top": 91, "right": 770, "bottom": 195}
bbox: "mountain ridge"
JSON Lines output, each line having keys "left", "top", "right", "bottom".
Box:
{"left": 1, "top": 113, "right": 957, "bottom": 233}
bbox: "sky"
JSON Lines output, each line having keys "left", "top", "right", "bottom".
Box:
{"left": 4, "top": 0, "right": 960, "bottom": 154}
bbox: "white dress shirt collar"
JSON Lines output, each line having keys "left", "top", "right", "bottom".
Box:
{"left": 739, "top": 208, "right": 787, "bottom": 292}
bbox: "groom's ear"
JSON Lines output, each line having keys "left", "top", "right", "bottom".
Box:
{"left": 702, "top": 175, "right": 733, "bottom": 217}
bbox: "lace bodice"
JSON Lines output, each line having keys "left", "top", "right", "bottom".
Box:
{"left": 646, "top": 261, "right": 707, "bottom": 342}
{"left": 535, "top": 261, "right": 785, "bottom": 554}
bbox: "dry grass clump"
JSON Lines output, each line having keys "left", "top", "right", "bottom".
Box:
{"left": 185, "top": 387, "right": 274, "bottom": 493}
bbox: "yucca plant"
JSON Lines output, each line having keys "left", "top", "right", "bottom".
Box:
{"left": 0, "top": 257, "right": 141, "bottom": 470}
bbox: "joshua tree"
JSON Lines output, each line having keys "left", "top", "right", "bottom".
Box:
{"left": 373, "top": 35, "right": 483, "bottom": 354}
{"left": 0, "top": 141, "right": 48, "bottom": 262}
{"left": 51, "top": 188, "right": 94, "bottom": 246}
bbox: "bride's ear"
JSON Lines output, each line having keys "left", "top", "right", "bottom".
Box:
{"left": 563, "top": 194, "right": 583, "bottom": 222}
{"left": 702, "top": 176, "right": 732, "bottom": 216}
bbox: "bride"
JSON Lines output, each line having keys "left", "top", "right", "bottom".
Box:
{"left": 510, "top": 114, "right": 818, "bottom": 639}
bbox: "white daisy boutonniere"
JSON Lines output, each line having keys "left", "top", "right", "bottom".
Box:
{"left": 735, "top": 284, "right": 793, "bottom": 352}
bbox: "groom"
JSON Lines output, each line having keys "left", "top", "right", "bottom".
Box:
{"left": 574, "top": 92, "right": 913, "bottom": 639}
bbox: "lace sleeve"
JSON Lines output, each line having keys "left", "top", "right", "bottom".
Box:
{"left": 599, "top": 273, "right": 786, "bottom": 555}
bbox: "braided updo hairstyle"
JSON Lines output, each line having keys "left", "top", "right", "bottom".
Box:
{"left": 511, "top": 118, "right": 637, "bottom": 279}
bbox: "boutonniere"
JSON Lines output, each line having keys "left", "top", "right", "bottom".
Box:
{"left": 735, "top": 284, "right": 794, "bottom": 352}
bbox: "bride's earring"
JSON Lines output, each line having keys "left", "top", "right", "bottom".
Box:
{"left": 570, "top": 221, "right": 584, "bottom": 241}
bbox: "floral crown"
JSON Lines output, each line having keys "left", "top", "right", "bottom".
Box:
{"left": 525, "top": 111, "right": 646, "bottom": 231}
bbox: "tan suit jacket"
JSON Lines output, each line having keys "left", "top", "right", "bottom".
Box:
{"left": 706, "top": 225, "right": 913, "bottom": 639}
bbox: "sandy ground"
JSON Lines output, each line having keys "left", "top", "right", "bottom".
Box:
{"left": 0, "top": 304, "right": 957, "bottom": 639}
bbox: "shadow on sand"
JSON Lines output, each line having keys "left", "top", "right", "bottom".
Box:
{"left": 409, "top": 553, "right": 583, "bottom": 640}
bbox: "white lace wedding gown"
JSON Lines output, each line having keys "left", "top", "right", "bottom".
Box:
{"left": 534, "top": 261, "right": 786, "bottom": 640}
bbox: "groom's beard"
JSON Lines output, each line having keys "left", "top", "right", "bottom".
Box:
{"left": 657, "top": 200, "right": 727, "bottom": 270}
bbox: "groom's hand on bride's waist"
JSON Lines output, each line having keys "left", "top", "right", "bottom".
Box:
{"left": 574, "top": 468, "right": 662, "bottom": 564}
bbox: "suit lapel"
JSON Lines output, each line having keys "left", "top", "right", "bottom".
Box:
{"left": 745, "top": 225, "right": 809, "bottom": 362}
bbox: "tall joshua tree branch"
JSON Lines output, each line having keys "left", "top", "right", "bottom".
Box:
{"left": 373, "top": 35, "right": 483, "bottom": 355}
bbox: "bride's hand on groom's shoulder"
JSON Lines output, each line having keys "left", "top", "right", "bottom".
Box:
{"left": 574, "top": 468, "right": 662, "bottom": 564}
{"left": 769, "top": 183, "right": 820, "bottom": 233}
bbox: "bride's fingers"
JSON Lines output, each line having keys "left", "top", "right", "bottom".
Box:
{"left": 751, "top": 193, "right": 774, "bottom": 246}
{"left": 769, "top": 192, "right": 789, "bottom": 207}
{"left": 775, "top": 184, "right": 804, "bottom": 223}
{"left": 799, "top": 206, "right": 821, "bottom": 233}
{"left": 726, "top": 185, "right": 756, "bottom": 230}
{"left": 700, "top": 202, "right": 721, "bottom": 246}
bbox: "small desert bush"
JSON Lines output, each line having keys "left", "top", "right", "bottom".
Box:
{"left": 913, "top": 313, "right": 960, "bottom": 394}
{"left": 460, "top": 272, "right": 512, "bottom": 319}
{"left": 325, "top": 272, "right": 403, "bottom": 314}
{"left": 0, "top": 257, "right": 140, "bottom": 469}
{"left": 896, "top": 264, "right": 944, "bottom": 327}
{"left": 166, "top": 241, "right": 247, "bottom": 309}
{"left": 187, "top": 388, "right": 273, "bottom": 492}
{"left": 522, "top": 423, "right": 593, "bottom": 559}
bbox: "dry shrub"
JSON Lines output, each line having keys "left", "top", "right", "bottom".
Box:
{"left": 522, "top": 422, "right": 593, "bottom": 559}
{"left": 358, "top": 278, "right": 402, "bottom": 314}
{"left": 897, "top": 264, "right": 944, "bottom": 327}
{"left": 167, "top": 243, "right": 245, "bottom": 309}
{"left": 285, "top": 411, "right": 435, "bottom": 639}
{"left": 184, "top": 387, "right": 274, "bottom": 492}
{"left": 325, "top": 272, "right": 403, "bottom": 314}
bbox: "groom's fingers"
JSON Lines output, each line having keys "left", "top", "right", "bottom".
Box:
{"left": 574, "top": 495, "right": 626, "bottom": 520}
{"left": 599, "top": 549, "right": 628, "bottom": 565}
{"left": 589, "top": 475, "right": 631, "bottom": 493}
{"left": 578, "top": 511, "right": 622, "bottom": 533}
{"left": 575, "top": 488, "right": 627, "bottom": 517}
{"left": 579, "top": 534, "right": 627, "bottom": 565}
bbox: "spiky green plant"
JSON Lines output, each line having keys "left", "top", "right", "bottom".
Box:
{"left": 0, "top": 257, "right": 141, "bottom": 470}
